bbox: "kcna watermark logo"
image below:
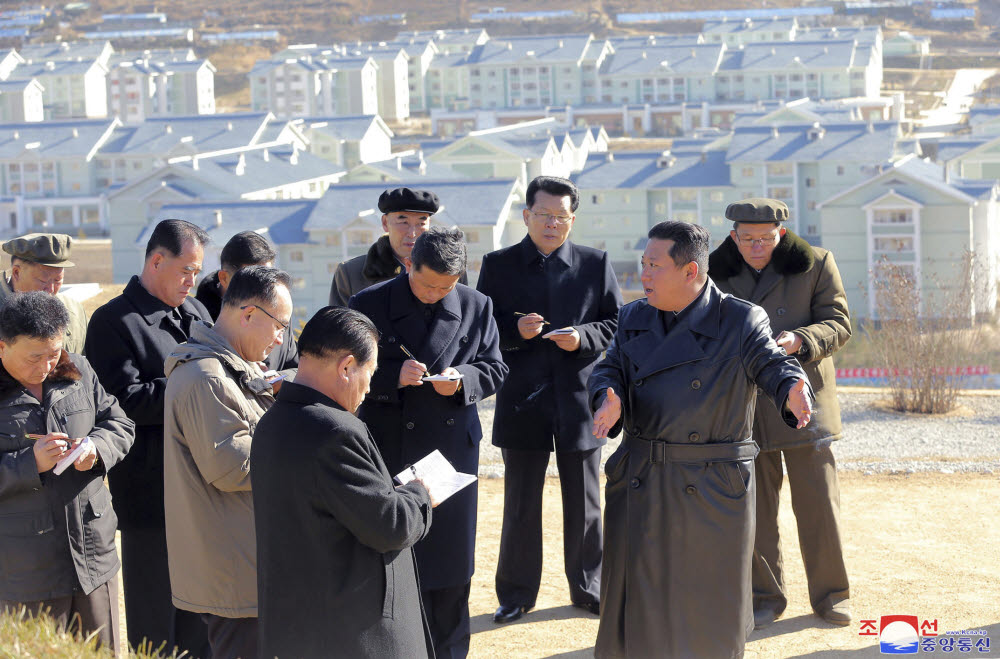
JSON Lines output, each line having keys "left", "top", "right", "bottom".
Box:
{"left": 859, "top": 616, "right": 991, "bottom": 654}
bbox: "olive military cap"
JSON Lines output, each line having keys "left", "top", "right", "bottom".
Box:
{"left": 2, "top": 233, "right": 75, "bottom": 267}
{"left": 724, "top": 197, "right": 789, "bottom": 224}
{"left": 378, "top": 187, "right": 440, "bottom": 215}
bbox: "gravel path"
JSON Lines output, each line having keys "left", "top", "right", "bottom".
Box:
{"left": 476, "top": 390, "right": 1000, "bottom": 477}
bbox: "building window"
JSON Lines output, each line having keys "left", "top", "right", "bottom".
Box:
{"left": 741, "top": 167, "right": 754, "bottom": 177}
{"left": 464, "top": 230, "right": 479, "bottom": 244}
{"left": 805, "top": 177, "right": 815, "bottom": 188}
{"left": 674, "top": 189, "right": 697, "bottom": 202}
{"left": 873, "top": 209, "right": 913, "bottom": 225}
{"left": 292, "top": 277, "right": 306, "bottom": 290}
{"left": 654, "top": 203, "right": 666, "bottom": 214}
{"left": 807, "top": 224, "right": 818, "bottom": 235}
{"left": 289, "top": 250, "right": 304, "bottom": 262}
{"left": 836, "top": 165, "right": 845, "bottom": 176}
{"left": 768, "top": 187, "right": 793, "bottom": 200}
{"left": 592, "top": 194, "right": 603, "bottom": 205}
{"left": 710, "top": 191, "right": 724, "bottom": 202}
{"left": 767, "top": 162, "right": 792, "bottom": 176}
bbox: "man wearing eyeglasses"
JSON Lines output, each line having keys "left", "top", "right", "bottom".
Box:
{"left": 329, "top": 187, "right": 466, "bottom": 306}
{"left": 708, "top": 198, "right": 852, "bottom": 630}
{"left": 477, "top": 175, "right": 622, "bottom": 624}
{"left": 163, "top": 266, "right": 292, "bottom": 659}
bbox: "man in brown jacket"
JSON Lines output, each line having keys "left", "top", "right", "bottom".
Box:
{"left": 164, "top": 266, "right": 293, "bottom": 659}
{"left": 708, "top": 198, "right": 852, "bottom": 629}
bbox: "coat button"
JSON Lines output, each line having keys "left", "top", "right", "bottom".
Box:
{"left": 446, "top": 418, "right": 455, "bottom": 426}
{"left": 776, "top": 307, "right": 786, "bottom": 316}
{"left": 632, "top": 427, "right": 641, "bottom": 436}
{"left": 460, "top": 336, "right": 469, "bottom": 344}
{"left": 94, "top": 512, "right": 102, "bottom": 518}
{"left": 387, "top": 336, "right": 396, "bottom": 344}
{"left": 635, "top": 378, "right": 643, "bottom": 387}
{"left": 405, "top": 421, "right": 415, "bottom": 430}
{"left": 688, "top": 432, "right": 700, "bottom": 442}
{"left": 630, "top": 477, "right": 641, "bottom": 489}
{"left": 470, "top": 395, "right": 477, "bottom": 402}
{"left": 691, "top": 379, "right": 701, "bottom": 390}
{"left": 685, "top": 485, "right": 697, "bottom": 495}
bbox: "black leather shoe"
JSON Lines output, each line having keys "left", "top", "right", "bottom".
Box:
{"left": 573, "top": 601, "right": 600, "bottom": 616}
{"left": 493, "top": 604, "right": 531, "bottom": 623}
{"left": 753, "top": 608, "right": 777, "bottom": 630}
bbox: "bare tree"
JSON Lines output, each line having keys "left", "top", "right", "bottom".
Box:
{"left": 866, "top": 253, "right": 984, "bottom": 414}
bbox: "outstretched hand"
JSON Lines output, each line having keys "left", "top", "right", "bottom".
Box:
{"left": 592, "top": 388, "right": 622, "bottom": 439}
{"left": 787, "top": 378, "right": 813, "bottom": 429}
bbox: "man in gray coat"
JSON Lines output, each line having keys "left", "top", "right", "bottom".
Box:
{"left": 589, "top": 221, "right": 814, "bottom": 659}
{"left": 708, "top": 198, "right": 852, "bottom": 629}
{"left": 164, "top": 266, "right": 292, "bottom": 659}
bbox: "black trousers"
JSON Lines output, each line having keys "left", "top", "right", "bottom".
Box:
{"left": 121, "top": 526, "right": 211, "bottom": 658}
{"left": 752, "top": 444, "right": 850, "bottom": 616}
{"left": 201, "top": 614, "right": 258, "bottom": 659}
{"left": 495, "top": 447, "right": 602, "bottom": 608}
{"left": 1, "top": 573, "right": 121, "bottom": 654}
{"left": 421, "top": 582, "right": 471, "bottom": 659}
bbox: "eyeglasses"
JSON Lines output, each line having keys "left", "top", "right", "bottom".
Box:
{"left": 241, "top": 305, "right": 289, "bottom": 333}
{"left": 528, "top": 210, "right": 573, "bottom": 226}
{"left": 736, "top": 234, "right": 779, "bottom": 248}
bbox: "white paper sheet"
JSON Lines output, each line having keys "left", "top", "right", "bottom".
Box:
{"left": 542, "top": 328, "right": 575, "bottom": 338}
{"left": 421, "top": 373, "right": 464, "bottom": 382}
{"left": 396, "top": 449, "right": 477, "bottom": 505}
{"left": 53, "top": 436, "right": 92, "bottom": 476}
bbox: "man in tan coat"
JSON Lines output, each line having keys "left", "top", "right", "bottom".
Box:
{"left": 0, "top": 233, "right": 88, "bottom": 353}
{"left": 164, "top": 265, "right": 293, "bottom": 659}
{"left": 708, "top": 198, "right": 852, "bottom": 629}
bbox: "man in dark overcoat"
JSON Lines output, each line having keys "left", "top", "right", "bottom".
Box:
{"left": 252, "top": 307, "right": 435, "bottom": 659}
{"left": 85, "top": 219, "right": 212, "bottom": 657}
{"left": 588, "top": 221, "right": 814, "bottom": 659}
{"left": 708, "top": 198, "right": 852, "bottom": 628}
{"left": 350, "top": 227, "right": 507, "bottom": 659}
{"left": 329, "top": 187, "right": 465, "bottom": 306}
{"left": 476, "top": 176, "right": 622, "bottom": 623}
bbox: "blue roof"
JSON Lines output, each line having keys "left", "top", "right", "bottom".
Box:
{"left": 701, "top": 18, "right": 797, "bottom": 35}
{"left": 305, "top": 179, "right": 517, "bottom": 231}
{"left": 147, "top": 200, "right": 316, "bottom": 245}
{"left": 167, "top": 147, "right": 342, "bottom": 196}
{"left": 607, "top": 35, "right": 703, "bottom": 48}
{"left": 725, "top": 121, "right": 900, "bottom": 163}
{"left": 0, "top": 119, "right": 115, "bottom": 158}
{"left": 573, "top": 149, "right": 731, "bottom": 189}
{"left": 616, "top": 7, "right": 833, "bottom": 23}
{"left": 303, "top": 115, "right": 388, "bottom": 141}
{"left": 602, "top": 44, "right": 723, "bottom": 75}
{"left": 466, "top": 34, "right": 593, "bottom": 65}
{"left": 100, "top": 113, "right": 271, "bottom": 155}
{"left": 721, "top": 40, "right": 859, "bottom": 71}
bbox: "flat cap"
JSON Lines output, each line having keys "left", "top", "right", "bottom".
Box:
{"left": 378, "top": 187, "right": 440, "bottom": 215}
{"left": 2, "top": 233, "right": 75, "bottom": 267}
{"left": 725, "top": 197, "right": 789, "bottom": 223}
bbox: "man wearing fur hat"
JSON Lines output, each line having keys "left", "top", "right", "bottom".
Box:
{"left": 0, "top": 233, "right": 88, "bottom": 354}
{"left": 328, "top": 187, "right": 465, "bottom": 306}
{"left": 708, "top": 197, "right": 852, "bottom": 629}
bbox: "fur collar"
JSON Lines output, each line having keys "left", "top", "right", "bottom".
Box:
{"left": 0, "top": 349, "right": 81, "bottom": 398}
{"left": 362, "top": 235, "right": 404, "bottom": 281}
{"left": 708, "top": 228, "right": 815, "bottom": 280}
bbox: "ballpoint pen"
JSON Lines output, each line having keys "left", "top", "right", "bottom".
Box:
{"left": 513, "top": 312, "right": 551, "bottom": 325}
{"left": 399, "top": 344, "right": 432, "bottom": 378}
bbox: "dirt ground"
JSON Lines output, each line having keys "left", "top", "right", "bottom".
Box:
{"left": 466, "top": 472, "right": 1000, "bottom": 658}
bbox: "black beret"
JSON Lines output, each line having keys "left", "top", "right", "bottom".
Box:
{"left": 725, "top": 197, "right": 789, "bottom": 223}
{"left": 378, "top": 187, "right": 440, "bottom": 215}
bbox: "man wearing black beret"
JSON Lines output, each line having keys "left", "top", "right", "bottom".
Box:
{"left": 708, "top": 197, "right": 852, "bottom": 630}
{"left": 329, "top": 187, "right": 466, "bottom": 306}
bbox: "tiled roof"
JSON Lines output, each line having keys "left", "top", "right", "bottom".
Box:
{"left": 601, "top": 44, "right": 724, "bottom": 75}
{"left": 720, "top": 40, "right": 859, "bottom": 71}
{"left": 573, "top": 148, "right": 731, "bottom": 189}
{"left": 305, "top": 178, "right": 516, "bottom": 231}
{"left": 99, "top": 113, "right": 271, "bottom": 155}
{"left": 142, "top": 199, "right": 317, "bottom": 245}
{"left": 466, "top": 34, "right": 593, "bottom": 65}
{"left": 725, "top": 121, "right": 900, "bottom": 163}
{"left": 0, "top": 119, "right": 116, "bottom": 158}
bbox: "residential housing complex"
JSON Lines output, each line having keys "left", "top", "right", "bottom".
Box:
{"left": 0, "top": 40, "right": 215, "bottom": 121}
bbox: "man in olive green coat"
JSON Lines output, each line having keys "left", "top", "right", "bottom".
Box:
{"left": 0, "top": 233, "right": 88, "bottom": 354}
{"left": 708, "top": 198, "right": 852, "bottom": 629}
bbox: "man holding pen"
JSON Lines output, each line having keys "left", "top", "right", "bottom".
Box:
{"left": 477, "top": 175, "right": 622, "bottom": 623}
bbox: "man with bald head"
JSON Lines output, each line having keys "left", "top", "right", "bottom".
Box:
{"left": 86, "top": 219, "right": 212, "bottom": 658}
{"left": 0, "top": 233, "right": 88, "bottom": 353}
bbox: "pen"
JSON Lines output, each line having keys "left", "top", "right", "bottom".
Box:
{"left": 399, "top": 345, "right": 432, "bottom": 378}
{"left": 514, "top": 312, "right": 551, "bottom": 325}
